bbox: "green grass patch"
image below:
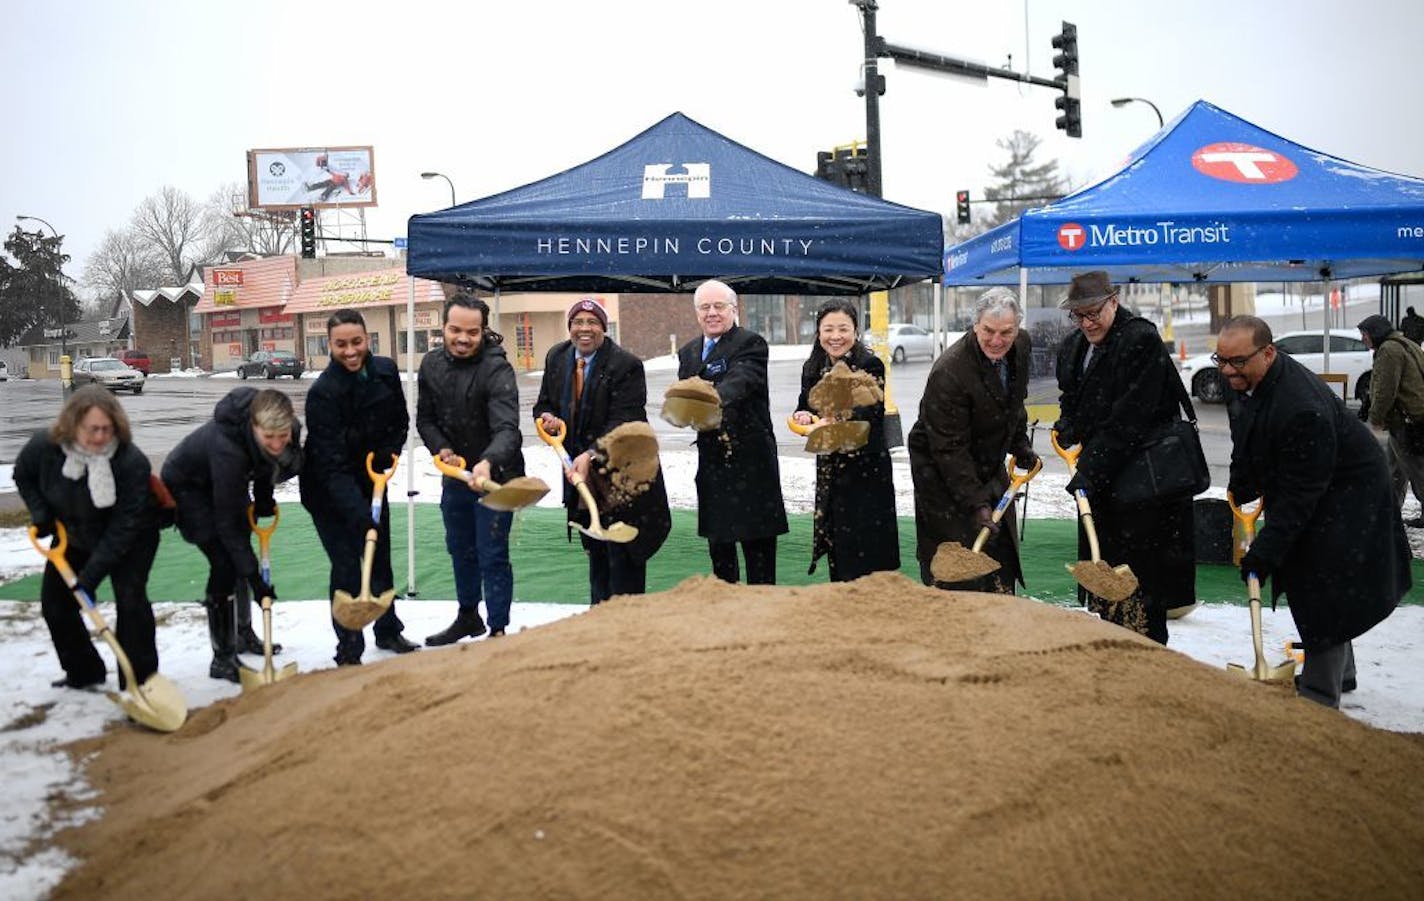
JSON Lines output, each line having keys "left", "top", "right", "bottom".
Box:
{"left": 2, "top": 505, "right": 1421, "bottom": 607}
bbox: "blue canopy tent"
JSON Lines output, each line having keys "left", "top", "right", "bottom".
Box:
{"left": 943, "top": 100, "right": 1424, "bottom": 288}
{"left": 407, "top": 112, "right": 944, "bottom": 295}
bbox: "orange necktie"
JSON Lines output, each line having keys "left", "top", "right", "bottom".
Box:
{"left": 572, "top": 357, "right": 586, "bottom": 418}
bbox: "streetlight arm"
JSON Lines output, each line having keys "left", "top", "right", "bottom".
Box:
{"left": 1109, "top": 96, "right": 1164, "bottom": 129}
{"left": 421, "top": 172, "right": 457, "bottom": 208}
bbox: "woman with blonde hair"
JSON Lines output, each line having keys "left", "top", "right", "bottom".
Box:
{"left": 14, "top": 385, "right": 163, "bottom": 690}
{"left": 162, "top": 387, "right": 302, "bottom": 681}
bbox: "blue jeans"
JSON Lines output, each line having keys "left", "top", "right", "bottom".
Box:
{"left": 441, "top": 480, "right": 515, "bottom": 630}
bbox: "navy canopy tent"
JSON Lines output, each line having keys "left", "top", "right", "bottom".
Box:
{"left": 943, "top": 100, "right": 1424, "bottom": 287}
{"left": 408, "top": 112, "right": 944, "bottom": 295}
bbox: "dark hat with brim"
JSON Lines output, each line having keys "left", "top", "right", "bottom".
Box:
{"left": 1059, "top": 271, "right": 1119, "bottom": 310}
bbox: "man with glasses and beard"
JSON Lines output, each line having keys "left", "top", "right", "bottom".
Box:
{"left": 1053, "top": 271, "right": 1195, "bottom": 644}
{"left": 1217, "top": 315, "right": 1406, "bottom": 708}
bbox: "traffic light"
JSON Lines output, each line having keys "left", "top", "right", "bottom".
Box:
{"left": 814, "top": 147, "right": 871, "bottom": 192}
{"left": 955, "top": 190, "right": 971, "bottom": 225}
{"left": 299, "top": 207, "right": 316, "bottom": 259}
{"left": 1051, "top": 21, "right": 1082, "bottom": 138}
{"left": 815, "top": 151, "right": 846, "bottom": 187}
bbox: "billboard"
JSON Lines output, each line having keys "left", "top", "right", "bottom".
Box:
{"left": 247, "top": 146, "right": 377, "bottom": 210}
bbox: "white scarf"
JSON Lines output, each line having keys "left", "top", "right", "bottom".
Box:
{"left": 61, "top": 439, "right": 119, "bottom": 509}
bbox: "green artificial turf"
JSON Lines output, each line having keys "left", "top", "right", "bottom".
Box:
{"left": 3, "top": 505, "right": 1421, "bottom": 607}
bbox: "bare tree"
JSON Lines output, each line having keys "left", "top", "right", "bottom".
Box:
{"left": 83, "top": 228, "right": 167, "bottom": 316}
{"left": 130, "top": 186, "right": 216, "bottom": 284}
{"left": 205, "top": 181, "right": 297, "bottom": 258}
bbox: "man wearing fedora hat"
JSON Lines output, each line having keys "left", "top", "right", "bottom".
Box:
{"left": 1054, "top": 271, "right": 1196, "bottom": 644}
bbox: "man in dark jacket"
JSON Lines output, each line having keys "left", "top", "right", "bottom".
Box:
{"left": 1357, "top": 313, "right": 1424, "bottom": 526}
{"left": 535, "top": 297, "right": 671, "bottom": 603}
{"left": 301, "top": 308, "right": 416, "bottom": 665}
{"left": 1400, "top": 306, "right": 1424, "bottom": 344}
{"left": 162, "top": 387, "right": 301, "bottom": 680}
{"left": 675, "top": 279, "right": 788, "bottom": 584}
{"left": 1219, "top": 315, "right": 1407, "bottom": 708}
{"left": 1054, "top": 271, "right": 1195, "bottom": 644}
{"left": 909, "top": 287, "right": 1036, "bottom": 593}
{"left": 416, "top": 295, "right": 526, "bottom": 644}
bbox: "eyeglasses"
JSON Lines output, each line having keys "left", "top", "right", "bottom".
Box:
{"left": 695, "top": 302, "right": 733, "bottom": 314}
{"left": 1211, "top": 346, "right": 1267, "bottom": 369}
{"left": 1067, "top": 298, "right": 1115, "bottom": 324}
{"left": 79, "top": 423, "right": 115, "bottom": 437}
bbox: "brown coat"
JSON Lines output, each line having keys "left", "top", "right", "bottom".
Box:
{"left": 908, "top": 330, "right": 1034, "bottom": 587}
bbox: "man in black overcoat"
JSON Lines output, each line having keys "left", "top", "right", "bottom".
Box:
{"left": 1219, "top": 315, "right": 1407, "bottom": 708}
{"left": 535, "top": 297, "right": 671, "bottom": 603}
{"left": 1054, "top": 271, "right": 1195, "bottom": 644}
{"left": 675, "top": 279, "right": 788, "bottom": 584}
{"left": 909, "top": 287, "right": 1037, "bottom": 593}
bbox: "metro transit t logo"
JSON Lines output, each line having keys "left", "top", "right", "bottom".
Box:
{"left": 1191, "top": 142, "right": 1298, "bottom": 183}
{"left": 1057, "top": 223, "right": 1087, "bottom": 250}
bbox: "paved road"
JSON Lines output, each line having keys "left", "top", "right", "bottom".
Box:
{"left": 2, "top": 358, "right": 1242, "bottom": 478}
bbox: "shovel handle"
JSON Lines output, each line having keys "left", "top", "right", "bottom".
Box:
{"left": 970, "top": 456, "right": 1045, "bottom": 554}
{"left": 433, "top": 454, "right": 501, "bottom": 494}
{"left": 246, "top": 504, "right": 279, "bottom": 585}
{"left": 29, "top": 521, "right": 77, "bottom": 588}
{"left": 1226, "top": 491, "right": 1264, "bottom": 542}
{"left": 1049, "top": 430, "right": 1080, "bottom": 469}
{"left": 535, "top": 418, "right": 579, "bottom": 472}
{"left": 365, "top": 452, "right": 399, "bottom": 524}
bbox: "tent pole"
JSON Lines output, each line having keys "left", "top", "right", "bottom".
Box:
{"left": 1321, "top": 274, "right": 1333, "bottom": 374}
{"left": 932, "top": 280, "right": 942, "bottom": 356}
{"left": 405, "top": 276, "right": 418, "bottom": 599}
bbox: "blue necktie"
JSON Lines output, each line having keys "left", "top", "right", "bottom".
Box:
{"left": 702, "top": 338, "right": 716, "bottom": 361}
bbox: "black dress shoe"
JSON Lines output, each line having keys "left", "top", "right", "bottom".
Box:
{"left": 374, "top": 632, "right": 420, "bottom": 654}
{"left": 488, "top": 628, "right": 506, "bottom": 638}
{"left": 52, "top": 674, "right": 105, "bottom": 690}
{"left": 1342, "top": 676, "right": 1358, "bottom": 693}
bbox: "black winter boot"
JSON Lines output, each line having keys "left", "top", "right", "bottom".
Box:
{"left": 234, "top": 586, "right": 281, "bottom": 655}
{"left": 204, "top": 597, "right": 240, "bottom": 683}
{"left": 424, "top": 606, "right": 487, "bottom": 647}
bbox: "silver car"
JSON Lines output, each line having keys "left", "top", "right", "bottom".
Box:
{"left": 72, "top": 357, "right": 146, "bottom": 394}
{"left": 1180, "top": 329, "right": 1372, "bottom": 404}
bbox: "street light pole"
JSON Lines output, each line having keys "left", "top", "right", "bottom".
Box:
{"left": 420, "top": 171, "right": 457, "bottom": 207}
{"left": 15, "top": 214, "right": 71, "bottom": 378}
{"left": 1109, "top": 96, "right": 1164, "bottom": 129}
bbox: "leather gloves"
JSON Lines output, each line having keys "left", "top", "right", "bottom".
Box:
{"left": 32, "top": 519, "right": 55, "bottom": 539}
{"left": 248, "top": 573, "right": 278, "bottom": 602}
{"left": 973, "top": 506, "right": 999, "bottom": 535}
{"left": 1240, "top": 549, "right": 1269, "bottom": 583}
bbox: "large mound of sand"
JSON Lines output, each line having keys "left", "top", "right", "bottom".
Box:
{"left": 56, "top": 574, "right": 1424, "bottom": 898}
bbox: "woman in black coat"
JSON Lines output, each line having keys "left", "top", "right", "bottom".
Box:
{"left": 300, "top": 308, "right": 416, "bottom": 665}
{"left": 1054, "top": 272, "right": 1195, "bottom": 645}
{"left": 534, "top": 297, "right": 671, "bottom": 603}
{"left": 908, "top": 288, "right": 1036, "bottom": 593}
{"left": 162, "top": 387, "right": 301, "bottom": 681}
{"left": 14, "top": 385, "right": 162, "bottom": 690}
{"left": 792, "top": 300, "right": 899, "bottom": 581}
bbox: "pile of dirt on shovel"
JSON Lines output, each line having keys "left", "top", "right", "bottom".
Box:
{"left": 53, "top": 573, "right": 1424, "bottom": 899}
{"left": 597, "top": 421, "right": 661, "bottom": 506}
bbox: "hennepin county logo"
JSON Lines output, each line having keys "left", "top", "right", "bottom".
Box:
{"left": 534, "top": 161, "right": 816, "bottom": 259}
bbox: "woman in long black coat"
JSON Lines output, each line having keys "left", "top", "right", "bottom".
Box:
{"left": 300, "top": 308, "right": 416, "bottom": 665}
{"left": 792, "top": 300, "right": 899, "bottom": 581}
{"left": 908, "top": 288, "right": 1035, "bottom": 593}
{"left": 14, "top": 385, "right": 162, "bottom": 690}
{"left": 1054, "top": 272, "right": 1195, "bottom": 645}
{"left": 162, "top": 387, "right": 301, "bottom": 681}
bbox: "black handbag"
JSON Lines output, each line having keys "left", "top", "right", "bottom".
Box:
{"left": 1111, "top": 369, "right": 1211, "bottom": 507}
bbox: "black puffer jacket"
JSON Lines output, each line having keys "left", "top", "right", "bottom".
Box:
{"left": 161, "top": 387, "right": 302, "bottom": 577}
{"left": 300, "top": 355, "right": 409, "bottom": 528}
{"left": 15, "top": 432, "right": 158, "bottom": 590}
{"left": 416, "top": 341, "right": 524, "bottom": 482}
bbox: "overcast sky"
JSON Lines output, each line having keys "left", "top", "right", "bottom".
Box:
{"left": 4, "top": 0, "right": 1423, "bottom": 290}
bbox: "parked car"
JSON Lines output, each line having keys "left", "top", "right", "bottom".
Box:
{"left": 237, "top": 350, "right": 304, "bottom": 380}
{"left": 1181, "top": 329, "right": 1372, "bottom": 404}
{"left": 115, "top": 349, "right": 151, "bottom": 375}
{"left": 887, "top": 323, "right": 940, "bottom": 363}
{"left": 72, "top": 357, "right": 145, "bottom": 394}
{"left": 0, "top": 360, "right": 8, "bottom": 381}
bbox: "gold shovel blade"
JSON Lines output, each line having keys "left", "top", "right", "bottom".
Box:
{"left": 660, "top": 395, "right": 722, "bottom": 431}
{"left": 576, "top": 520, "right": 640, "bottom": 544}
{"left": 479, "top": 476, "right": 551, "bottom": 512}
{"left": 803, "top": 420, "right": 870, "bottom": 455}
{"left": 112, "top": 673, "right": 187, "bottom": 732}
{"left": 331, "top": 588, "right": 395, "bottom": 631}
{"left": 1066, "top": 561, "right": 1139, "bottom": 602}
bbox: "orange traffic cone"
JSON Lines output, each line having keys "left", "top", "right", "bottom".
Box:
{"left": 1179, "top": 340, "right": 1187, "bottom": 362}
